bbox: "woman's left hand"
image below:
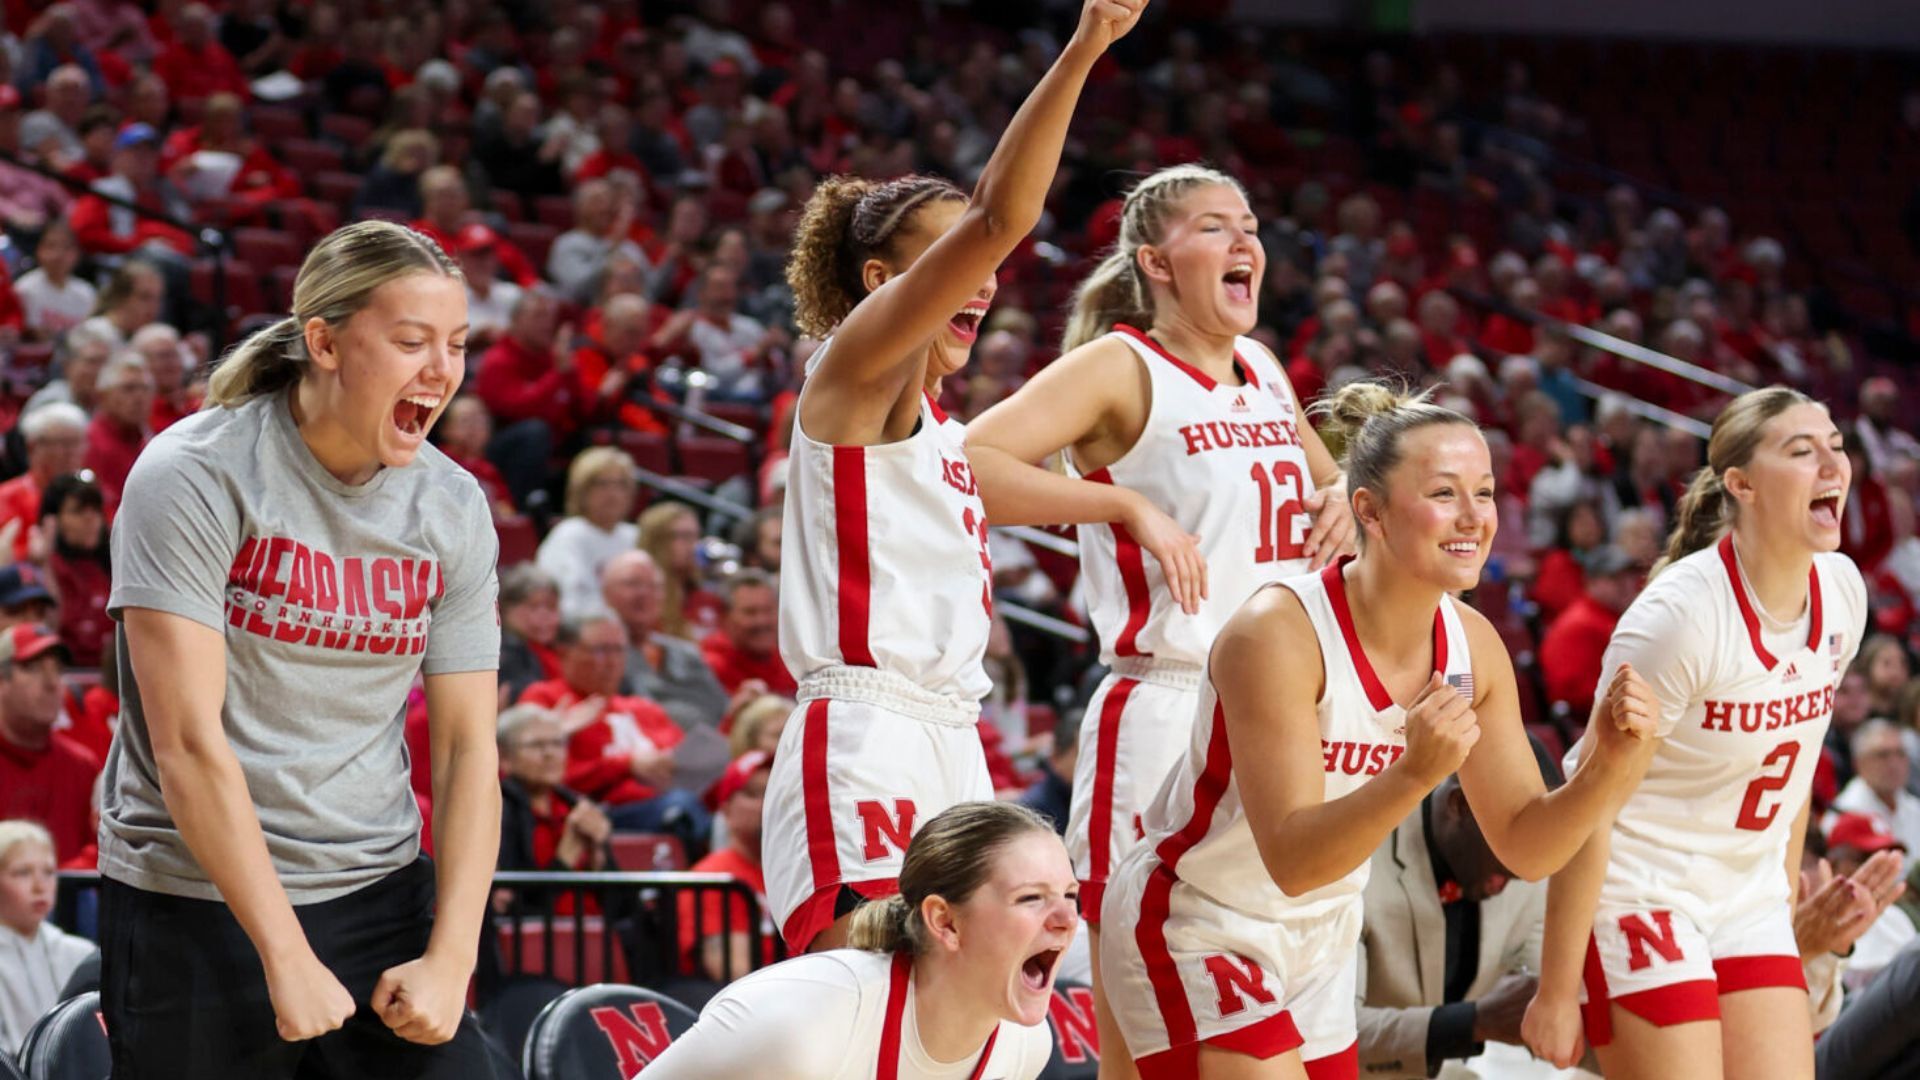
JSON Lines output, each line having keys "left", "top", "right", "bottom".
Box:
{"left": 371, "top": 954, "right": 470, "bottom": 1046}
{"left": 1301, "top": 476, "right": 1355, "bottom": 569}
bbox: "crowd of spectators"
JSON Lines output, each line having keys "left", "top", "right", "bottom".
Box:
{"left": 1, "top": 0, "right": 1920, "bottom": 1057}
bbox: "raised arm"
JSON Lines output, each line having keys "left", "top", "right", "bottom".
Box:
{"left": 126, "top": 609, "right": 356, "bottom": 1041}
{"left": 1218, "top": 590, "right": 1476, "bottom": 897}
{"left": 805, "top": 0, "right": 1147, "bottom": 438}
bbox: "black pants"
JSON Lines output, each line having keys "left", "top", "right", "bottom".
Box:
{"left": 99, "top": 858, "right": 497, "bottom": 1080}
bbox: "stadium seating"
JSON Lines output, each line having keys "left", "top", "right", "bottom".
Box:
{"left": 16, "top": 992, "right": 110, "bottom": 1080}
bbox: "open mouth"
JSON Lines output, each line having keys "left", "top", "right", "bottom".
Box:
{"left": 1441, "top": 539, "right": 1479, "bottom": 559}
{"left": 1020, "top": 947, "right": 1063, "bottom": 993}
{"left": 392, "top": 393, "right": 441, "bottom": 440}
{"left": 1810, "top": 487, "right": 1842, "bottom": 529}
{"left": 948, "top": 301, "right": 989, "bottom": 345}
{"left": 1223, "top": 263, "right": 1255, "bottom": 305}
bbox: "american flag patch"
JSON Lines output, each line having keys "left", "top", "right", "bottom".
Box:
{"left": 1447, "top": 672, "right": 1474, "bottom": 696}
{"left": 1830, "top": 633, "right": 1844, "bottom": 656}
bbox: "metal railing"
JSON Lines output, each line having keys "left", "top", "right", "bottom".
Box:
{"left": 631, "top": 465, "right": 757, "bottom": 526}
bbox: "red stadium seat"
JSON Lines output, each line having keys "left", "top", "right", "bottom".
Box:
{"left": 613, "top": 431, "right": 672, "bottom": 474}
{"left": 496, "top": 916, "right": 631, "bottom": 986}
{"left": 496, "top": 515, "right": 538, "bottom": 566}
{"left": 490, "top": 190, "right": 526, "bottom": 223}
{"left": 675, "top": 436, "right": 750, "bottom": 485}
{"left": 312, "top": 170, "right": 365, "bottom": 209}
{"left": 319, "top": 113, "right": 373, "bottom": 146}
{"left": 608, "top": 832, "right": 687, "bottom": 871}
{"left": 507, "top": 221, "right": 558, "bottom": 268}
{"left": 533, "top": 194, "right": 575, "bottom": 231}
{"left": 250, "top": 106, "right": 308, "bottom": 142}
{"left": 233, "top": 227, "right": 304, "bottom": 273}
{"left": 279, "top": 137, "right": 344, "bottom": 176}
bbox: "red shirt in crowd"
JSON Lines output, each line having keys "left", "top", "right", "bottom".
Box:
{"left": 0, "top": 474, "right": 43, "bottom": 561}
{"left": 159, "top": 127, "right": 302, "bottom": 208}
{"left": 50, "top": 554, "right": 112, "bottom": 669}
{"left": 0, "top": 731, "right": 101, "bottom": 864}
{"left": 1539, "top": 595, "right": 1622, "bottom": 719}
{"left": 475, "top": 336, "right": 582, "bottom": 435}
{"left": 1529, "top": 548, "right": 1587, "bottom": 624}
{"left": 84, "top": 413, "right": 149, "bottom": 514}
{"left": 518, "top": 680, "right": 686, "bottom": 806}
{"left": 700, "top": 630, "right": 796, "bottom": 697}
{"left": 68, "top": 187, "right": 196, "bottom": 257}
{"left": 152, "top": 39, "right": 249, "bottom": 103}
{"left": 675, "top": 846, "right": 775, "bottom": 974}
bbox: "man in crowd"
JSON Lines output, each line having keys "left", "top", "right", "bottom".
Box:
{"left": 1831, "top": 720, "right": 1920, "bottom": 852}
{"left": 0, "top": 626, "right": 93, "bottom": 864}
{"left": 1539, "top": 545, "right": 1642, "bottom": 719}
{"left": 601, "top": 551, "right": 730, "bottom": 731}
{"left": 0, "top": 404, "right": 86, "bottom": 561}
{"left": 678, "top": 750, "right": 776, "bottom": 983}
{"left": 518, "top": 614, "right": 710, "bottom": 851}
{"left": 700, "top": 569, "right": 794, "bottom": 696}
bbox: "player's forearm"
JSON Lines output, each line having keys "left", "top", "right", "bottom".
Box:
{"left": 969, "top": 443, "right": 1138, "bottom": 527}
{"left": 424, "top": 730, "right": 502, "bottom": 973}
{"left": 1537, "top": 828, "right": 1612, "bottom": 998}
{"left": 1257, "top": 767, "right": 1431, "bottom": 897}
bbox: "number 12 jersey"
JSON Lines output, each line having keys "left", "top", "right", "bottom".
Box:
{"left": 1071, "top": 325, "right": 1317, "bottom": 668}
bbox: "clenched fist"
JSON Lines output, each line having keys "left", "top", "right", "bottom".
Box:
{"left": 1399, "top": 672, "right": 1480, "bottom": 788}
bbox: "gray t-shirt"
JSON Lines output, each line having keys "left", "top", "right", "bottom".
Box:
{"left": 101, "top": 389, "right": 500, "bottom": 903}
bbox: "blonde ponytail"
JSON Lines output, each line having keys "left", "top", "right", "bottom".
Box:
{"left": 206, "top": 317, "right": 306, "bottom": 408}
{"left": 845, "top": 894, "right": 915, "bottom": 953}
{"left": 1060, "top": 248, "right": 1148, "bottom": 352}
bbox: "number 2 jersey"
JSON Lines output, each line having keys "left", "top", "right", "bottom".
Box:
{"left": 1589, "top": 536, "right": 1866, "bottom": 901}
{"left": 779, "top": 349, "right": 994, "bottom": 704}
{"left": 1069, "top": 325, "right": 1316, "bottom": 667}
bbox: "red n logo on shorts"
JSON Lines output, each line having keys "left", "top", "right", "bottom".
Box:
{"left": 1204, "top": 953, "right": 1276, "bottom": 1017}
{"left": 856, "top": 799, "right": 917, "bottom": 861}
{"left": 1048, "top": 984, "right": 1100, "bottom": 1064}
{"left": 1620, "top": 911, "right": 1685, "bottom": 971}
{"left": 588, "top": 1003, "right": 674, "bottom": 1073}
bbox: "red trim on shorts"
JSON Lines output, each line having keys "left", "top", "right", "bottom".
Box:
{"left": 1086, "top": 468, "right": 1152, "bottom": 657}
{"left": 778, "top": 877, "right": 901, "bottom": 954}
{"left": 1714, "top": 954, "right": 1807, "bottom": 993}
{"left": 1135, "top": 1010, "right": 1302, "bottom": 1080}
{"left": 1718, "top": 535, "right": 1823, "bottom": 670}
{"left": 833, "top": 446, "right": 876, "bottom": 667}
{"left": 1112, "top": 323, "right": 1255, "bottom": 391}
{"left": 1580, "top": 932, "right": 1721, "bottom": 1046}
{"left": 1304, "top": 1042, "right": 1360, "bottom": 1080}
{"left": 1322, "top": 558, "right": 1448, "bottom": 712}
{"left": 1135, "top": 701, "right": 1237, "bottom": 1051}
{"left": 1082, "top": 677, "right": 1142, "bottom": 926}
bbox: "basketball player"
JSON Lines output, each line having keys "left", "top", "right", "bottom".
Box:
{"left": 766, "top": 0, "right": 1199, "bottom": 956}
{"left": 1524, "top": 389, "right": 1867, "bottom": 1080}
{"left": 98, "top": 221, "right": 501, "bottom": 1078}
{"left": 1099, "top": 382, "right": 1656, "bottom": 1079}
{"left": 645, "top": 802, "right": 1077, "bottom": 1079}
{"left": 966, "top": 164, "right": 1355, "bottom": 1076}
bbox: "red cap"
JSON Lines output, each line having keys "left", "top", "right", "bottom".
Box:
{"left": 456, "top": 223, "right": 499, "bottom": 254}
{"left": 1827, "top": 812, "right": 1906, "bottom": 855}
{"left": 705, "top": 750, "right": 772, "bottom": 811}
{"left": 0, "top": 623, "right": 68, "bottom": 666}
{"left": 0, "top": 85, "right": 20, "bottom": 110}
{"left": 709, "top": 57, "right": 743, "bottom": 79}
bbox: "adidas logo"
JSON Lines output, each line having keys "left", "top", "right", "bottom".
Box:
{"left": 1231, "top": 393, "right": 1250, "bottom": 413}
{"left": 1781, "top": 661, "right": 1800, "bottom": 683}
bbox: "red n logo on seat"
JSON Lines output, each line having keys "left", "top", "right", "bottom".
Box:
{"left": 589, "top": 1003, "right": 673, "bottom": 1074}
{"left": 1620, "top": 911, "right": 1685, "bottom": 972}
{"left": 856, "top": 799, "right": 916, "bottom": 861}
{"left": 1204, "top": 954, "right": 1276, "bottom": 1017}
{"left": 1048, "top": 984, "right": 1100, "bottom": 1064}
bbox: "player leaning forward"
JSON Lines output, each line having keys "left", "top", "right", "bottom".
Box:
{"left": 1099, "top": 383, "right": 1659, "bottom": 1079}
{"left": 97, "top": 221, "right": 502, "bottom": 1079}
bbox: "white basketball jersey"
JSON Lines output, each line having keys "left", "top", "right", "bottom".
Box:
{"left": 1136, "top": 561, "right": 1474, "bottom": 922}
{"left": 1594, "top": 537, "right": 1867, "bottom": 894}
{"left": 1071, "top": 325, "right": 1316, "bottom": 667}
{"left": 780, "top": 347, "right": 993, "bottom": 703}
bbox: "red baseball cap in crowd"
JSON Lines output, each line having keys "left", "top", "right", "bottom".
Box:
{"left": 1826, "top": 812, "right": 1906, "bottom": 855}
{"left": 705, "top": 750, "right": 772, "bottom": 811}
{"left": 0, "top": 623, "right": 70, "bottom": 666}
{"left": 456, "top": 223, "right": 500, "bottom": 254}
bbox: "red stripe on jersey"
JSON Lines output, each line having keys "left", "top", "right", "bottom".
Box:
{"left": 924, "top": 391, "right": 950, "bottom": 426}
{"left": 833, "top": 446, "right": 877, "bottom": 667}
{"left": 1086, "top": 468, "right": 1152, "bottom": 657}
{"left": 879, "top": 951, "right": 911, "bottom": 1080}
{"left": 1718, "top": 535, "right": 1823, "bottom": 670}
{"left": 801, "top": 699, "right": 839, "bottom": 903}
{"left": 1322, "top": 558, "right": 1449, "bottom": 712}
{"left": 1082, "top": 677, "right": 1142, "bottom": 922}
{"left": 1113, "top": 323, "right": 1256, "bottom": 391}
{"left": 1713, "top": 954, "right": 1806, "bottom": 993}
{"left": 1137, "top": 701, "right": 1237, "bottom": 1049}
{"left": 879, "top": 950, "right": 999, "bottom": 1080}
